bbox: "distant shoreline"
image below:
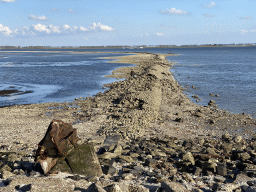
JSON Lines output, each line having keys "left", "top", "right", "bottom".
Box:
{"left": 0, "top": 44, "right": 256, "bottom": 50}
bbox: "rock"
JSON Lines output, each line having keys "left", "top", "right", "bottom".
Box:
{"left": 0, "top": 164, "right": 12, "bottom": 172}
{"left": 129, "top": 184, "right": 149, "bottom": 192}
{"left": 113, "top": 145, "right": 122, "bottom": 155}
{"left": 0, "top": 170, "right": 14, "bottom": 179}
{"left": 192, "top": 95, "right": 199, "bottom": 99}
{"left": 208, "top": 100, "right": 215, "bottom": 106}
{"left": 221, "top": 143, "right": 233, "bottom": 153}
{"left": 102, "top": 165, "right": 118, "bottom": 176}
{"left": 51, "top": 142, "right": 103, "bottom": 176}
{"left": 87, "top": 183, "right": 106, "bottom": 192}
{"left": 182, "top": 172, "right": 194, "bottom": 182}
{"left": 161, "top": 181, "right": 188, "bottom": 192}
{"left": 206, "top": 147, "right": 217, "bottom": 155}
{"left": 105, "top": 183, "right": 129, "bottom": 192}
{"left": 98, "top": 152, "right": 117, "bottom": 160}
{"left": 103, "top": 135, "right": 122, "bottom": 151}
{"left": 238, "top": 152, "right": 251, "bottom": 161}
{"left": 222, "top": 133, "right": 231, "bottom": 141}
{"left": 234, "top": 136, "right": 243, "bottom": 143}
{"left": 122, "top": 173, "right": 133, "bottom": 180}
{"left": 245, "top": 186, "right": 256, "bottom": 192}
{"left": 193, "top": 167, "right": 202, "bottom": 176}
{"left": 217, "top": 162, "right": 227, "bottom": 176}
{"left": 214, "top": 175, "right": 226, "bottom": 183}
{"left": 7, "top": 153, "right": 18, "bottom": 162}
{"left": 151, "top": 149, "right": 167, "bottom": 157}
{"left": 119, "top": 155, "right": 134, "bottom": 163}
{"left": 233, "top": 173, "right": 252, "bottom": 184}
{"left": 182, "top": 152, "right": 195, "bottom": 165}
{"left": 15, "top": 184, "right": 32, "bottom": 191}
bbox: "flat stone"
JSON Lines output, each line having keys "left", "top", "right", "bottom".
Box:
{"left": 214, "top": 175, "right": 226, "bottom": 183}
{"left": 98, "top": 152, "right": 118, "bottom": 160}
{"left": 119, "top": 155, "right": 134, "bottom": 163}
{"left": 161, "top": 181, "right": 188, "bottom": 192}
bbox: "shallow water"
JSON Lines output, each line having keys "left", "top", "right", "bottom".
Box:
{"left": 167, "top": 47, "right": 256, "bottom": 118}
{"left": 0, "top": 51, "right": 133, "bottom": 106}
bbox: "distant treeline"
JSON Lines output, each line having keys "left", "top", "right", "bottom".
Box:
{"left": 0, "top": 44, "right": 255, "bottom": 49}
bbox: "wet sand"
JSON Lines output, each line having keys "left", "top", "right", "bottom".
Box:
{"left": 0, "top": 52, "right": 255, "bottom": 154}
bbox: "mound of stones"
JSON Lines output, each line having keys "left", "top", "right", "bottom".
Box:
{"left": 0, "top": 133, "right": 256, "bottom": 191}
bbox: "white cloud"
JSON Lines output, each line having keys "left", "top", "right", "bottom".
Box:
{"left": 90, "top": 23, "right": 114, "bottom": 31}
{"left": 28, "top": 15, "right": 48, "bottom": 21}
{"left": 156, "top": 32, "right": 164, "bottom": 36}
{"left": 239, "top": 16, "right": 253, "bottom": 20}
{"left": 1, "top": 0, "right": 15, "bottom": 3}
{"left": 80, "top": 26, "right": 89, "bottom": 31}
{"left": 67, "top": 8, "right": 75, "bottom": 13}
{"left": 0, "top": 23, "right": 115, "bottom": 37}
{"left": 160, "top": 8, "right": 189, "bottom": 15}
{"left": 63, "top": 24, "right": 70, "bottom": 30}
{"left": 33, "top": 24, "right": 51, "bottom": 33}
{"left": 241, "top": 29, "right": 248, "bottom": 35}
{"left": 49, "top": 25, "right": 61, "bottom": 33}
{"left": 203, "top": 13, "right": 215, "bottom": 18}
{"left": 204, "top": 2, "right": 217, "bottom": 9}
{"left": 0, "top": 23, "right": 13, "bottom": 36}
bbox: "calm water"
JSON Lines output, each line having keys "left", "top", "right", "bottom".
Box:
{"left": 0, "top": 47, "right": 255, "bottom": 118}
{"left": 0, "top": 50, "right": 133, "bottom": 106}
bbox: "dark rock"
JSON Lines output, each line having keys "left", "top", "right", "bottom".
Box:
{"left": 102, "top": 165, "right": 118, "bottom": 176}
{"left": 144, "top": 158, "right": 157, "bottom": 167}
{"left": 86, "top": 183, "right": 106, "bottom": 192}
{"left": 193, "top": 167, "right": 202, "bottom": 176}
{"left": 208, "top": 100, "right": 215, "bottom": 106}
{"left": 217, "top": 162, "right": 227, "bottom": 176}
{"left": 15, "top": 184, "right": 32, "bottom": 191}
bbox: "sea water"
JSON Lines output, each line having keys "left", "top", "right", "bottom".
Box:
{"left": 0, "top": 50, "right": 133, "bottom": 106}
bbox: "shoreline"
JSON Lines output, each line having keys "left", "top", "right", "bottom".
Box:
{"left": 0, "top": 51, "right": 256, "bottom": 191}
{"left": 0, "top": 52, "right": 255, "bottom": 147}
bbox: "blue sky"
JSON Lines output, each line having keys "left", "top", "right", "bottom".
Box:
{"left": 0, "top": 0, "right": 255, "bottom": 46}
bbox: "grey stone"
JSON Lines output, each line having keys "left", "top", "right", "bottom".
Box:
{"left": 182, "top": 152, "right": 195, "bottom": 165}
{"left": 193, "top": 167, "right": 202, "bottom": 176}
{"left": 214, "top": 175, "right": 226, "bottom": 183}
{"left": 144, "top": 158, "right": 157, "bottom": 167}
{"left": 0, "top": 170, "right": 14, "bottom": 179}
{"left": 234, "top": 136, "right": 243, "bottom": 143}
{"left": 87, "top": 183, "right": 106, "bottom": 192}
{"left": 238, "top": 152, "right": 251, "bottom": 161}
{"left": 129, "top": 185, "right": 149, "bottom": 192}
{"left": 217, "top": 162, "right": 227, "bottom": 176}
{"left": 161, "top": 181, "right": 188, "bottom": 192}
{"left": 102, "top": 165, "right": 118, "bottom": 176}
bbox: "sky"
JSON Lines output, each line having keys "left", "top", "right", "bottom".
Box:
{"left": 0, "top": 0, "right": 256, "bottom": 46}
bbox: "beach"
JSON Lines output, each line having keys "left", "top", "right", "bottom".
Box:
{"left": 0, "top": 52, "right": 255, "bottom": 191}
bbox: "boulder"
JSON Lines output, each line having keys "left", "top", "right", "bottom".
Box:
{"left": 35, "top": 119, "right": 102, "bottom": 176}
